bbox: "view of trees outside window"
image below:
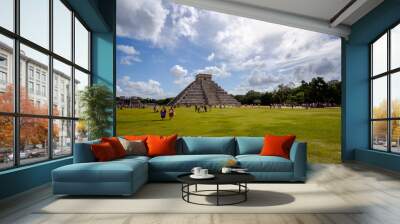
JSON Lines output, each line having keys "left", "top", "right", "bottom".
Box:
{"left": 0, "top": 0, "right": 90, "bottom": 170}
{"left": 371, "top": 23, "right": 400, "bottom": 153}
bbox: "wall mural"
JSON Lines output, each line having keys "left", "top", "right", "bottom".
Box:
{"left": 115, "top": 0, "right": 341, "bottom": 163}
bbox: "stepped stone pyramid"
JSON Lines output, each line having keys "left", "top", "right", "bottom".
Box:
{"left": 169, "top": 74, "right": 241, "bottom": 106}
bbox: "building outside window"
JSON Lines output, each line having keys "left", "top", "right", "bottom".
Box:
{"left": 35, "top": 83, "right": 40, "bottom": 95}
{"left": 28, "top": 81, "right": 34, "bottom": 94}
{"left": 0, "top": 71, "right": 6, "bottom": 85}
{"left": 28, "top": 66, "right": 34, "bottom": 80}
{"left": 0, "top": 0, "right": 91, "bottom": 170}
{"left": 41, "top": 73, "right": 46, "bottom": 83}
{"left": 35, "top": 70, "right": 40, "bottom": 81}
{"left": 41, "top": 85, "right": 46, "bottom": 97}
{"left": 0, "top": 55, "right": 6, "bottom": 67}
{"left": 0, "top": 54, "right": 7, "bottom": 87}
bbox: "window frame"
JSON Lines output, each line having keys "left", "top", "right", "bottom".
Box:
{"left": 0, "top": 0, "right": 92, "bottom": 171}
{"left": 370, "top": 21, "right": 400, "bottom": 154}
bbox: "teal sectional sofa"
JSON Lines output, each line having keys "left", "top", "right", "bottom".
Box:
{"left": 52, "top": 137, "right": 307, "bottom": 196}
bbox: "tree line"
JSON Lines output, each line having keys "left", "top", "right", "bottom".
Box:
{"left": 234, "top": 77, "right": 341, "bottom": 107}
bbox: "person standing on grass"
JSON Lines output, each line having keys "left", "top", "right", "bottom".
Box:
{"left": 169, "top": 107, "right": 175, "bottom": 119}
{"left": 160, "top": 106, "right": 167, "bottom": 120}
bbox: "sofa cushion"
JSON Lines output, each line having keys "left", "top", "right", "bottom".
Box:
{"left": 91, "top": 142, "right": 118, "bottom": 161}
{"left": 119, "top": 138, "right": 147, "bottom": 156}
{"left": 149, "top": 154, "right": 235, "bottom": 172}
{"left": 101, "top": 137, "right": 127, "bottom": 158}
{"left": 53, "top": 159, "right": 147, "bottom": 183}
{"left": 236, "top": 155, "right": 293, "bottom": 172}
{"left": 180, "top": 137, "right": 235, "bottom": 155}
{"left": 147, "top": 135, "right": 178, "bottom": 157}
{"left": 236, "top": 137, "right": 264, "bottom": 155}
{"left": 116, "top": 155, "right": 150, "bottom": 163}
{"left": 260, "top": 135, "right": 296, "bottom": 159}
{"left": 124, "top": 135, "right": 148, "bottom": 142}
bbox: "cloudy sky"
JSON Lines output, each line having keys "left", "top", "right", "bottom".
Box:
{"left": 116, "top": 0, "right": 341, "bottom": 99}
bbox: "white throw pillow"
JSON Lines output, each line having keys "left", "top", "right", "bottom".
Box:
{"left": 119, "top": 138, "right": 147, "bottom": 156}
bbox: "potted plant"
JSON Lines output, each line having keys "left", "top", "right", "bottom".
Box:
{"left": 79, "top": 84, "right": 114, "bottom": 140}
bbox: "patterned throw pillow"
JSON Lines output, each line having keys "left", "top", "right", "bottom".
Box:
{"left": 119, "top": 138, "right": 147, "bottom": 156}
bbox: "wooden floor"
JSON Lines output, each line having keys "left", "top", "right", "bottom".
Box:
{"left": 1, "top": 162, "right": 400, "bottom": 224}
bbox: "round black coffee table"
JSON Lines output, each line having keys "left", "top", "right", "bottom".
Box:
{"left": 177, "top": 173, "right": 255, "bottom": 206}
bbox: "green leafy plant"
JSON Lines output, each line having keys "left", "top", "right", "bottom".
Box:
{"left": 79, "top": 84, "right": 114, "bottom": 140}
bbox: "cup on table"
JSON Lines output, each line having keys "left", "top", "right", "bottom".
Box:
{"left": 221, "top": 167, "right": 232, "bottom": 174}
{"left": 191, "top": 167, "right": 202, "bottom": 176}
{"left": 200, "top": 169, "right": 208, "bottom": 176}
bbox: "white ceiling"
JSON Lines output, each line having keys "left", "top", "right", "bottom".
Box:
{"left": 174, "top": 0, "right": 384, "bottom": 38}
{"left": 227, "top": 0, "right": 352, "bottom": 22}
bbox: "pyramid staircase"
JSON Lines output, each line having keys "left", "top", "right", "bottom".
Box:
{"left": 169, "top": 74, "right": 241, "bottom": 106}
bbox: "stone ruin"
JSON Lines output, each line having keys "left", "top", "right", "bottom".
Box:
{"left": 168, "top": 74, "right": 241, "bottom": 106}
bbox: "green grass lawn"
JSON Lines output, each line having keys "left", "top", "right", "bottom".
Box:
{"left": 117, "top": 107, "right": 341, "bottom": 163}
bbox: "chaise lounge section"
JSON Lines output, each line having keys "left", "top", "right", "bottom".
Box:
{"left": 52, "top": 136, "right": 307, "bottom": 196}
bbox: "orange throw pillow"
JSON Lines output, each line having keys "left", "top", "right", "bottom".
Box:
{"left": 124, "top": 135, "right": 148, "bottom": 141}
{"left": 91, "top": 142, "right": 117, "bottom": 161}
{"left": 260, "top": 135, "right": 296, "bottom": 159}
{"left": 146, "top": 135, "right": 178, "bottom": 157}
{"left": 101, "top": 137, "right": 127, "bottom": 158}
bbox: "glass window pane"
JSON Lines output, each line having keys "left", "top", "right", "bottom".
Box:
{"left": 53, "top": 119, "right": 72, "bottom": 157}
{"left": 0, "top": 0, "right": 14, "bottom": 31}
{"left": 0, "top": 35, "right": 14, "bottom": 112}
{"left": 391, "top": 72, "right": 400, "bottom": 118}
{"left": 75, "top": 18, "right": 89, "bottom": 70}
{"left": 391, "top": 120, "right": 400, "bottom": 153}
{"left": 372, "top": 76, "right": 387, "bottom": 119}
{"left": 20, "top": 44, "right": 49, "bottom": 115}
{"left": 391, "top": 24, "right": 400, "bottom": 70}
{"left": 20, "top": 0, "right": 49, "bottom": 49}
{"left": 20, "top": 117, "right": 49, "bottom": 165}
{"left": 53, "top": 59, "right": 72, "bottom": 117}
{"left": 372, "top": 121, "right": 388, "bottom": 151}
{"left": 372, "top": 33, "right": 387, "bottom": 76}
{"left": 75, "top": 120, "right": 88, "bottom": 143}
{"left": 53, "top": 0, "right": 72, "bottom": 60}
{"left": 74, "top": 69, "right": 89, "bottom": 118}
{"left": 0, "top": 116, "right": 14, "bottom": 170}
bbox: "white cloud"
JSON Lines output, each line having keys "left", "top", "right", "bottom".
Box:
{"left": 117, "top": 76, "right": 166, "bottom": 99}
{"left": 207, "top": 52, "right": 215, "bottom": 61}
{"left": 174, "top": 75, "right": 194, "bottom": 86}
{"left": 117, "top": 0, "right": 341, "bottom": 95}
{"left": 120, "top": 56, "right": 142, "bottom": 65}
{"left": 169, "top": 64, "right": 193, "bottom": 86}
{"left": 117, "top": 45, "right": 140, "bottom": 55}
{"left": 117, "top": 0, "right": 168, "bottom": 43}
{"left": 170, "top": 4, "right": 199, "bottom": 39}
{"left": 247, "top": 73, "right": 283, "bottom": 87}
{"left": 195, "top": 64, "right": 230, "bottom": 78}
{"left": 117, "top": 44, "right": 141, "bottom": 65}
{"left": 170, "top": 64, "right": 188, "bottom": 77}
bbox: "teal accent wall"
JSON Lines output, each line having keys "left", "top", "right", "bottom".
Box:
{"left": 92, "top": 31, "right": 115, "bottom": 135}
{"left": 0, "top": 158, "right": 72, "bottom": 199}
{"left": 0, "top": 0, "right": 116, "bottom": 200}
{"left": 343, "top": 0, "right": 400, "bottom": 171}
